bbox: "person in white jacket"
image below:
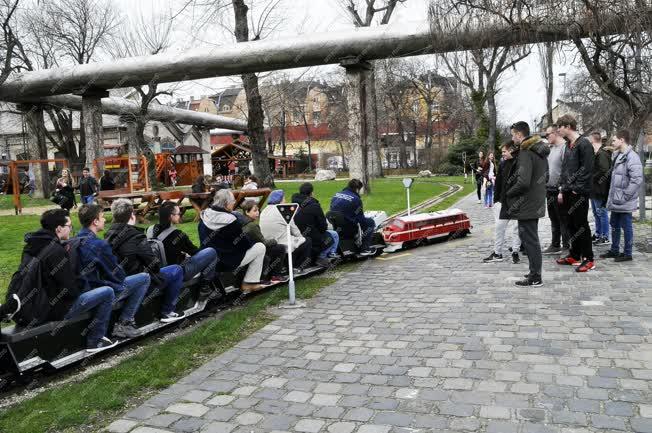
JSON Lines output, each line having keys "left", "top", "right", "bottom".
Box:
{"left": 259, "top": 190, "right": 313, "bottom": 271}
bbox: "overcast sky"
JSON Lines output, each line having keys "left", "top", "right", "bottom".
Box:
{"left": 112, "top": 0, "right": 583, "bottom": 128}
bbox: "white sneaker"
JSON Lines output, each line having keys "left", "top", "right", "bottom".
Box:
{"left": 160, "top": 311, "right": 186, "bottom": 323}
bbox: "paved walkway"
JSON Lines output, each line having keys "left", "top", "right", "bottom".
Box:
{"left": 107, "top": 193, "right": 652, "bottom": 433}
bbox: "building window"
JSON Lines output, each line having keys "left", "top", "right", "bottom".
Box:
{"left": 222, "top": 104, "right": 231, "bottom": 112}
{"left": 312, "top": 111, "right": 321, "bottom": 124}
{"left": 152, "top": 125, "right": 160, "bottom": 137}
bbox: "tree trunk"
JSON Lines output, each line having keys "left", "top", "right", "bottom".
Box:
{"left": 545, "top": 42, "right": 554, "bottom": 125}
{"left": 232, "top": 0, "right": 274, "bottom": 187}
{"left": 486, "top": 88, "right": 498, "bottom": 151}
{"left": 280, "top": 108, "right": 286, "bottom": 157}
{"left": 23, "top": 105, "right": 50, "bottom": 198}
{"left": 395, "top": 115, "right": 407, "bottom": 169}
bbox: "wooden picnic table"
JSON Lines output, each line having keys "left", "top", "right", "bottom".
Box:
{"left": 183, "top": 188, "right": 272, "bottom": 222}
{"left": 100, "top": 191, "right": 159, "bottom": 221}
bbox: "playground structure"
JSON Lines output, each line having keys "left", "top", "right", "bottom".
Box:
{"left": 5, "top": 159, "right": 69, "bottom": 215}
{"left": 93, "top": 155, "right": 151, "bottom": 194}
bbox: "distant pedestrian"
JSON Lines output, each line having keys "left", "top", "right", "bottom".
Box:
{"left": 600, "top": 129, "right": 643, "bottom": 262}
{"left": 473, "top": 151, "right": 487, "bottom": 204}
{"left": 169, "top": 167, "right": 178, "bottom": 188}
{"left": 100, "top": 170, "right": 116, "bottom": 191}
{"left": 555, "top": 115, "right": 595, "bottom": 272}
{"left": 78, "top": 168, "right": 99, "bottom": 205}
{"left": 506, "top": 121, "right": 550, "bottom": 287}
{"left": 484, "top": 152, "right": 496, "bottom": 207}
{"left": 589, "top": 131, "right": 612, "bottom": 245}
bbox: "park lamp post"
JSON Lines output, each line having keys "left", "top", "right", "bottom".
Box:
{"left": 403, "top": 177, "right": 414, "bottom": 216}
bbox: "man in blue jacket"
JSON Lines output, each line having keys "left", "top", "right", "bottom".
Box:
{"left": 75, "top": 204, "right": 150, "bottom": 338}
{"left": 329, "top": 179, "right": 375, "bottom": 256}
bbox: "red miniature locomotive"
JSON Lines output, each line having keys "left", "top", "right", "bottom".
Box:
{"left": 381, "top": 208, "right": 472, "bottom": 252}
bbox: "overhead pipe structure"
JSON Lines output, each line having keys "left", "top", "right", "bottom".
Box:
{"left": 12, "top": 94, "right": 248, "bottom": 130}
{"left": 1, "top": 12, "right": 650, "bottom": 99}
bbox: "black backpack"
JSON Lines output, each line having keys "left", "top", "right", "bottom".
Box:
{"left": 5, "top": 253, "right": 49, "bottom": 327}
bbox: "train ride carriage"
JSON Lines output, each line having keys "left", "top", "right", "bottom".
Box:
{"left": 0, "top": 201, "right": 471, "bottom": 388}
{"left": 381, "top": 208, "right": 472, "bottom": 252}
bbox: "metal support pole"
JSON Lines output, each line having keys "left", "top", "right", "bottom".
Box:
{"left": 407, "top": 188, "right": 411, "bottom": 216}
{"left": 286, "top": 223, "right": 295, "bottom": 305}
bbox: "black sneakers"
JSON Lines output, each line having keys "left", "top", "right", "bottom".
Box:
{"left": 87, "top": 337, "right": 118, "bottom": 353}
{"left": 542, "top": 245, "right": 563, "bottom": 255}
{"left": 512, "top": 252, "right": 520, "bottom": 264}
{"left": 112, "top": 321, "right": 140, "bottom": 338}
{"left": 515, "top": 275, "right": 543, "bottom": 287}
{"left": 614, "top": 254, "right": 633, "bottom": 262}
{"left": 599, "top": 250, "right": 619, "bottom": 259}
{"left": 483, "top": 252, "right": 503, "bottom": 262}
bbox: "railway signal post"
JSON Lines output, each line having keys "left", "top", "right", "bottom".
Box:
{"left": 402, "top": 178, "right": 414, "bottom": 216}
{"left": 276, "top": 203, "right": 305, "bottom": 308}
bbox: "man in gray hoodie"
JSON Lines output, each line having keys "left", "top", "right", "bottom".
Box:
{"left": 543, "top": 124, "right": 569, "bottom": 254}
{"left": 600, "top": 129, "right": 643, "bottom": 262}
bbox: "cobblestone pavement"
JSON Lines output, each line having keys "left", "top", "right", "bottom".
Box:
{"left": 107, "top": 192, "right": 652, "bottom": 433}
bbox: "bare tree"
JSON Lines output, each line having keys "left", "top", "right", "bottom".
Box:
{"left": 109, "top": 10, "right": 175, "bottom": 153}
{"left": 431, "top": 1, "right": 531, "bottom": 150}
{"left": 0, "top": 0, "right": 25, "bottom": 86}
{"left": 341, "top": 0, "right": 408, "bottom": 186}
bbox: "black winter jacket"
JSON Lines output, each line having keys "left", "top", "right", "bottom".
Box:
{"left": 505, "top": 135, "right": 550, "bottom": 220}
{"left": 560, "top": 135, "right": 594, "bottom": 196}
{"left": 494, "top": 157, "right": 517, "bottom": 220}
{"left": 150, "top": 224, "right": 199, "bottom": 266}
{"left": 291, "top": 193, "right": 329, "bottom": 257}
{"left": 590, "top": 146, "right": 613, "bottom": 202}
{"left": 23, "top": 229, "right": 81, "bottom": 321}
{"left": 105, "top": 223, "right": 165, "bottom": 289}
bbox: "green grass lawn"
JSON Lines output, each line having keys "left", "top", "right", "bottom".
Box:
{"left": 0, "top": 194, "right": 54, "bottom": 210}
{"left": 0, "top": 176, "right": 472, "bottom": 433}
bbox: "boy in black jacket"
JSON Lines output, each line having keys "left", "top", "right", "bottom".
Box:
{"left": 105, "top": 199, "right": 185, "bottom": 323}
{"left": 556, "top": 115, "right": 595, "bottom": 272}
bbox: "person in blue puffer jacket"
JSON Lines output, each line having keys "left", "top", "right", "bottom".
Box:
{"left": 329, "top": 179, "right": 376, "bottom": 256}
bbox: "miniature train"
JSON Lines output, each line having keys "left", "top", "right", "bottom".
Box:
{"left": 0, "top": 207, "right": 471, "bottom": 389}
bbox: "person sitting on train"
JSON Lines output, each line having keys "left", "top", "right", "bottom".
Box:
{"left": 292, "top": 182, "right": 339, "bottom": 267}
{"left": 260, "top": 189, "right": 313, "bottom": 272}
{"left": 239, "top": 200, "right": 288, "bottom": 283}
{"left": 198, "top": 189, "right": 268, "bottom": 293}
{"left": 148, "top": 201, "right": 218, "bottom": 283}
{"left": 20, "top": 209, "right": 116, "bottom": 352}
{"left": 75, "top": 204, "right": 149, "bottom": 339}
{"left": 105, "top": 199, "right": 186, "bottom": 323}
{"left": 329, "top": 178, "right": 376, "bottom": 256}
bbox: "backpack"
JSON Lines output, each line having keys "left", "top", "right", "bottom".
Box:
{"left": 5, "top": 253, "right": 49, "bottom": 327}
{"left": 145, "top": 225, "right": 177, "bottom": 267}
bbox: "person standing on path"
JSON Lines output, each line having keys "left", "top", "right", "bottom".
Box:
{"left": 542, "top": 124, "right": 570, "bottom": 254}
{"left": 600, "top": 129, "right": 644, "bottom": 262}
{"left": 505, "top": 121, "right": 550, "bottom": 287}
{"left": 589, "top": 131, "right": 612, "bottom": 245}
{"left": 555, "top": 115, "right": 596, "bottom": 272}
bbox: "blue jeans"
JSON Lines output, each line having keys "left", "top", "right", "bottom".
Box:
{"left": 591, "top": 198, "right": 609, "bottom": 239}
{"left": 81, "top": 195, "right": 95, "bottom": 204}
{"left": 159, "top": 265, "right": 184, "bottom": 315}
{"left": 64, "top": 286, "right": 115, "bottom": 348}
{"left": 484, "top": 184, "right": 494, "bottom": 206}
{"left": 610, "top": 212, "right": 633, "bottom": 257}
{"left": 114, "top": 273, "right": 150, "bottom": 322}
{"left": 319, "top": 230, "right": 340, "bottom": 258}
{"left": 360, "top": 217, "right": 376, "bottom": 250}
{"left": 182, "top": 247, "right": 218, "bottom": 281}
